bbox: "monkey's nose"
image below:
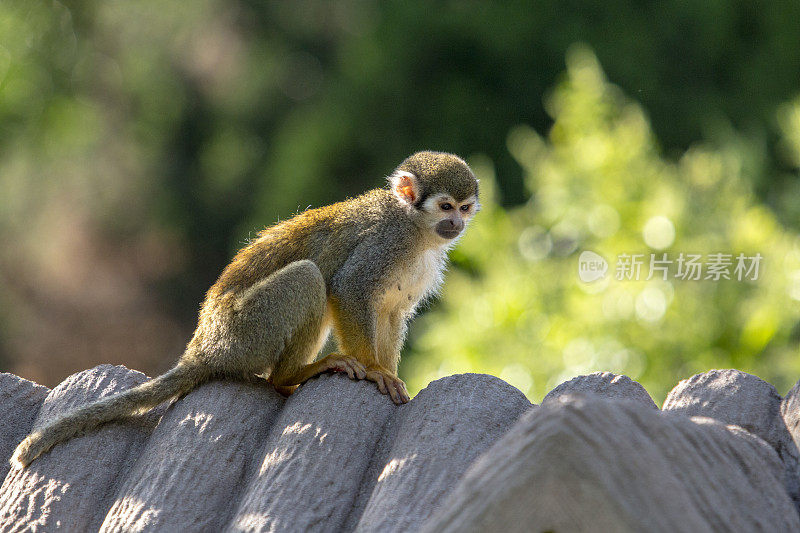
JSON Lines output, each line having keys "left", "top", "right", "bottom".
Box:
{"left": 435, "top": 218, "right": 464, "bottom": 239}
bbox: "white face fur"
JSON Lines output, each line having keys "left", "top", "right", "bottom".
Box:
{"left": 418, "top": 193, "right": 480, "bottom": 245}
{"left": 389, "top": 170, "right": 480, "bottom": 246}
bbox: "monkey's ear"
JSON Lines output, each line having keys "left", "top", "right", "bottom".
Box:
{"left": 389, "top": 170, "right": 420, "bottom": 206}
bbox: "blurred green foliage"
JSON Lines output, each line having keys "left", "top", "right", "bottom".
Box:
{"left": 0, "top": 1, "right": 799, "bottom": 395}
{"left": 406, "top": 47, "right": 800, "bottom": 402}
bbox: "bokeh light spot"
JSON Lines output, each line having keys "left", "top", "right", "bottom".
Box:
{"left": 643, "top": 216, "right": 675, "bottom": 249}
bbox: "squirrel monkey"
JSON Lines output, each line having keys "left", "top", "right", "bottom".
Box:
{"left": 11, "top": 151, "right": 480, "bottom": 468}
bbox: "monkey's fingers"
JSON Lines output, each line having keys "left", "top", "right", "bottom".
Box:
{"left": 388, "top": 377, "right": 410, "bottom": 404}
{"left": 348, "top": 359, "right": 367, "bottom": 380}
{"left": 339, "top": 358, "right": 367, "bottom": 380}
{"left": 366, "top": 370, "right": 389, "bottom": 395}
{"left": 395, "top": 380, "right": 410, "bottom": 404}
{"left": 365, "top": 370, "right": 409, "bottom": 404}
{"left": 336, "top": 362, "right": 356, "bottom": 379}
{"left": 387, "top": 381, "right": 402, "bottom": 404}
{"left": 324, "top": 354, "right": 367, "bottom": 380}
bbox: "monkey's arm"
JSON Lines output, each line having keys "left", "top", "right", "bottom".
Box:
{"left": 330, "top": 297, "right": 409, "bottom": 404}
{"left": 376, "top": 310, "right": 407, "bottom": 374}
{"left": 329, "top": 291, "right": 378, "bottom": 364}
{"left": 328, "top": 233, "right": 394, "bottom": 363}
{"left": 328, "top": 236, "right": 411, "bottom": 403}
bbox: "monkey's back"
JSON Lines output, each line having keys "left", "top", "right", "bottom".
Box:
{"left": 203, "top": 188, "right": 413, "bottom": 308}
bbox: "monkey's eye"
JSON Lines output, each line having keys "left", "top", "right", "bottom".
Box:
{"left": 440, "top": 203, "right": 453, "bottom": 211}
{"left": 460, "top": 204, "right": 471, "bottom": 212}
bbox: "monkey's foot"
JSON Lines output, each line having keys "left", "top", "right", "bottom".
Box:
{"left": 264, "top": 375, "right": 298, "bottom": 397}
{"left": 365, "top": 368, "right": 410, "bottom": 405}
{"left": 273, "top": 383, "right": 298, "bottom": 397}
{"left": 316, "top": 354, "right": 367, "bottom": 381}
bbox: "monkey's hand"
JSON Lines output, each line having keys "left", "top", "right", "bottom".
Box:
{"left": 365, "top": 366, "right": 410, "bottom": 405}
{"left": 312, "top": 353, "right": 367, "bottom": 381}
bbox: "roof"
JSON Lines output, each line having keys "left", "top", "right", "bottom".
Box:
{"left": 0, "top": 366, "right": 798, "bottom": 531}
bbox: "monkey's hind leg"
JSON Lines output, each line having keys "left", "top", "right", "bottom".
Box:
{"left": 235, "top": 260, "right": 366, "bottom": 393}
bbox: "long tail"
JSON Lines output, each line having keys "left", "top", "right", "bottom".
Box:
{"left": 11, "top": 362, "right": 208, "bottom": 468}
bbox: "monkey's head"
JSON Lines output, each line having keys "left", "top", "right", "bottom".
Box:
{"left": 388, "top": 151, "right": 480, "bottom": 243}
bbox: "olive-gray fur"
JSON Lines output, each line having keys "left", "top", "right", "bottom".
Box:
{"left": 10, "top": 151, "right": 479, "bottom": 467}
